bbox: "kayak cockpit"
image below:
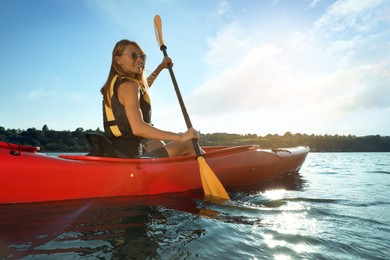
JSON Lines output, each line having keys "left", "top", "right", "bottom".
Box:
{"left": 59, "top": 145, "right": 260, "bottom": 163}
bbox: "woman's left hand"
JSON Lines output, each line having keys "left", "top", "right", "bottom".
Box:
{"left": 160, "top": 56, "right": 173, "bottom": 69}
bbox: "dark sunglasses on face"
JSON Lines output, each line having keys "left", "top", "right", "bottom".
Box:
{"left": 124, "top": 51, "right": 146, "bottom": 61}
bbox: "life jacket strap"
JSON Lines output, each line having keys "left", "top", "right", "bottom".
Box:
{"left": 105, "top": 75, "right": 123, "bottom": 137}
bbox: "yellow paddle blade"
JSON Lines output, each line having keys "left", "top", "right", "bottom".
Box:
{"left": 154, "top": 15, "right": 164, "bottom": 47}
{"left": 197, "top": 156, "right": 230, "bottom": 200}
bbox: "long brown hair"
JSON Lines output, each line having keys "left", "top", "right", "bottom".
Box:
{"left": 101, "top": 39, "right": 147, "bottom": 108}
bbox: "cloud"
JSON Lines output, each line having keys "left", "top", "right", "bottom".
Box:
{"left": 66, "top": 92, "right": 87, "bottom": 102}
{"left": 309, "top": 0, "right": 322, "bottom": 9}
{"left": 213, "top": 1, "right": 232, "bottom": 20}
{"left": 187, "top": 0, "right": 390, "bottom": 135}
{"left": 353, "top": 62, "right": 390, "bottom": 109}
{"left": 26, "top": 87, "right": 53, "bottom": 100}
{"left": 25, "top": 81, "right": 86, "bottom": 103}
{"left": 314, "top": 0, "right": 386, "bottom": 34}
{"left": 192, "top": 41, "right": 290, "bottom": 113}
{"left": 203, "top": 21, "right": 253, "bottom": 71}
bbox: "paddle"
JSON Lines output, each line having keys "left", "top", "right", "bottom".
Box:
{"left": 153, "top": 15, "right": 230, "bottom": 201}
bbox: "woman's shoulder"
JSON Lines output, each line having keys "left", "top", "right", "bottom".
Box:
{"left": 116, "top": 80, "right": 138, "bottom": 100}
{"left": 119, "top": 78, "right": 139, "bottom": 90}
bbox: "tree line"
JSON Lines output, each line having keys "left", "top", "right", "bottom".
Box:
{"left": 1, "top": 125, "right": 389, "bottom": 152}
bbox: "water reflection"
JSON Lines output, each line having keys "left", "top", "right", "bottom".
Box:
{"left": 196, "top": 173, "right": 307, "bottom": 222}
{"left": 0, "top": 173, "right": 306, "bottom": 259}
{"left": 195, "top": 172, "right": 318, "bottom": 258}
{"left": 0, "top": 193, "right": 201, "bottom": 259}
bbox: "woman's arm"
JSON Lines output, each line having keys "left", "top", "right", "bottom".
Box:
{"left": 147, "top": 56, "right": 172, "bottom": 87}
{"left": 118, "top": 81, "right": 197, "bottom": 142}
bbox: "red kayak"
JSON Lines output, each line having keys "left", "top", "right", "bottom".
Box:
{"left": 0, "top": 141, "right": 309, "bottom": 204}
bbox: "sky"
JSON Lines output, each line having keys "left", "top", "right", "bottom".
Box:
{"left": 1, "top": 0, "right": 389, "bottom": 137}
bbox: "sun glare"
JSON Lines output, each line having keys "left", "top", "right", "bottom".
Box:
{"left": 260, "top": 189, "right": 318, "bottom": 256}
{"left": 262, "top": 189, "right": 287, "bottom": 200}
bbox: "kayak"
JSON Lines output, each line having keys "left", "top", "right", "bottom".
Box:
{"left": 0, "top": 141, "right": 309, "bottom": 204}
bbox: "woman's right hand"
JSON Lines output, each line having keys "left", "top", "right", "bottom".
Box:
{"left": 178, "top": 128, "right": 199, "bottom": 142}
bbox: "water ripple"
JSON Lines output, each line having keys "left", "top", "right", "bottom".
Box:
{"left": 1, "top": 153, "right": 390, "bottom": 259}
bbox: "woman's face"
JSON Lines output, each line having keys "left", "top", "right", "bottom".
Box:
{"left": 116, "top": 44, "right": 146, "bottom": 76}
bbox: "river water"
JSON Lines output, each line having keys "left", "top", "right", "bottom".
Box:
{"left": 1, "top": 152, "right": 389, "bottom": 259}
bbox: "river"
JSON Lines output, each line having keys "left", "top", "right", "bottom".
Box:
{"left": 1, "top": 152, "right": 389, "bottom": 259}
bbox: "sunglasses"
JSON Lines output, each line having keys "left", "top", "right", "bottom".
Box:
{"left": 124, "top": 51, "right": 147, "bottom": 61}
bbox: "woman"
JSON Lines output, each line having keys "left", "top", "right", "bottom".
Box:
{"left": 101, "top": 39, "right": 199, "bottom": 158}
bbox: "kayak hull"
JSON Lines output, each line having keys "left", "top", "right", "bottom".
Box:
{"left": 0, "top": 142, "right": 309, "bottom": 204}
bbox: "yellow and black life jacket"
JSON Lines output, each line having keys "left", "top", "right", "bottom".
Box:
{"left": 103, "top": 75, "right": 151, "bottom": 140}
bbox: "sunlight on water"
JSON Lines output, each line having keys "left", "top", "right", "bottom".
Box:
{"left": 272, "top": 212, "right": 316, "bottom": 234}
{"left": 261, "top": 189, "right": 316, "bottom": 235}
{"left": 1, "top": 153, "right": 389, "bottom": 259}
{"left": 262, "top": 189, "right": 286, "bottom": 200}
{"left": 261, "top": 209, "right": 319, "bottom": 256}
{"left": 294, "top": 243, "right": 314, "bottom": 254}
{"left": 259, "top": 188, "right": 319, "bottom": 258}
{"left": 263, "top": 233, "right": 287, "bottom": 248}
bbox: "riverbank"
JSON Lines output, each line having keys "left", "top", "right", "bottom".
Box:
{"left": 1, "top": 126, "right": 389, "bottom": 153}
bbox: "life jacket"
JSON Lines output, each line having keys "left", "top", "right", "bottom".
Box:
{"left": 103, "top": 75, "right": 151, "bottom": 140}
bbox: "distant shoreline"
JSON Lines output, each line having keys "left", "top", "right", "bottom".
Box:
{"left": 1, "top": 126, "right": 389, "bottom": 153}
